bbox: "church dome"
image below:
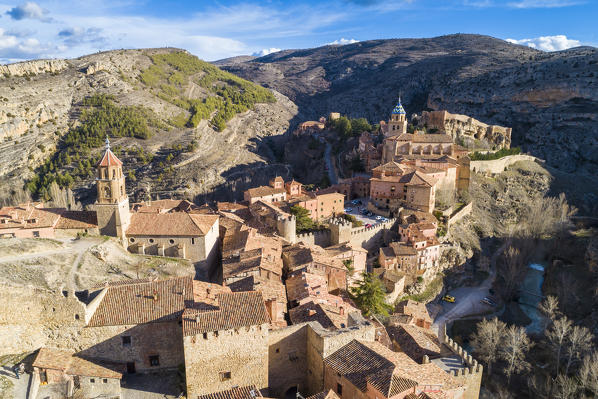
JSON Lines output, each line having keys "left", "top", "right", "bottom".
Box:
{"left": 391, "top": 99, "right": 406, "bottom": 115}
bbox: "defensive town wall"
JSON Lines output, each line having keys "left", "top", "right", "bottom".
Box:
{"left": 437, "top": 331, "right": 484, "bottom": 399}
{"left": 295, "top": 229, "right": 331, "bottom": 247}
{"left": 446, "top": 202, "right": 474, "bottom": 229}
{"left": 470, "top": 154, "right": 542, "bottom": 175}
{"left": 295, "top": 218, "right": 397, "bottom": 250}
{"left": 347, "top": 218, "right": 397, "bottom": 250}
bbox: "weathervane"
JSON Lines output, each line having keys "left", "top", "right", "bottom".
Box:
{"left": 105, "top": 136, "right": 110, "bottom": 150}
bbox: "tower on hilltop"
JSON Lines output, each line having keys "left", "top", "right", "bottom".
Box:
{"left": 386, "top": 97, "right": 408, "bottom": 137}
{"left": 95, "top": 137, "right": 130, "bottom": 240}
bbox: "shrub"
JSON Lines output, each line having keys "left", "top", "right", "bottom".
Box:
{"left": 470, "top": 147, "right": 521, "bottom": 161}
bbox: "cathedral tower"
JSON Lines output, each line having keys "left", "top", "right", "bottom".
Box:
{"left": 386, "top": 97, "right": 408, "bottom": 137}
{"left": 95, "top": 137, "right": 130, "bottom": 240}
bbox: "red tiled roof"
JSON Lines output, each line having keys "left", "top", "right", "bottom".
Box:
{"left": 97, "top": 148, "right": 123, "bottom": 167}
{"left": 55, "top": 210, "right": 97, "bottom": 229}
{"left": 197, "top": 385, "right": 262, "bottom": 399}
{"left": 32, "top": 348, "right": 122, "bottom": 379}
{"left": 87, "top": 277, "right": 194, "bottom": 327}
{"left": 126, "top": 212, "right": 218, "bottom": 236}
{"left": 182, "top": 291, "right": 270, "bottom": 336}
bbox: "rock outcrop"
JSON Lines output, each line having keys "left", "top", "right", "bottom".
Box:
{"left": 0, "top": 59, "right": 68, "bottom": 77}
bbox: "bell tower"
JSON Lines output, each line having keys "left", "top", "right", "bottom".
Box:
{"left": 95, "top": 137, "right": 130, "bottom": 240}
{"left": 386, "top": 97, "right": 408, "bottom": 137}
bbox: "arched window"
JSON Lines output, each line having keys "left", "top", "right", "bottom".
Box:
{"left": 104, "top": 186, "right": 111, "bottom": 198}
{"left": 112, "top": 170, "right": 116, "bottom": 179}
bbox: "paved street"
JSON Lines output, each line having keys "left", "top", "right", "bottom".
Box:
{"left": 343, "top": 198, "right": 385, "bottom": 226}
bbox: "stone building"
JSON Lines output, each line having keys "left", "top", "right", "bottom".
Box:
{"left": 369, "top": 162, "right": 438, "bottom": 215}
{"left": 244, "top": 176, "right": 288, "bottom": 204}
{"left": 282, "top": 243, "right": 348, "bottom": 292}
{"left": 323, "top": 340, "right": 465, "bottom": 399}
{"left": 418, "top": 110, "right": 512, "bottom": 149}
{"left": 95, "top": 137, "right": 130, "bottom": 242}
{"left": 182, "top": 291, "right": 271, "bottom": 398}
{"left": 381, "top": 98, "right": 408, "bottom": 137}
{"left": 378, "top": 236, "right": 441, "bottom": 283}
{"left": 31, "top": 348, "right": 122, "bottom": 399}
{"left": 228, "top": 275, "right": 288, "bottom": 328}
{"left": 390, "top": 300, "right": 433, "bottom": 329}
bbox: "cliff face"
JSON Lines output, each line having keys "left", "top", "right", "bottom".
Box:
{"left": 0, "top": 49, "right": 298, "bottom": 203}
{"left": 221, "top": 34, "right": 598, "bottom": 174}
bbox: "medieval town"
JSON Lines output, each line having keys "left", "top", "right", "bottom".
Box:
{"left": 0, "top": 96, "right": 527, "bottom": 399}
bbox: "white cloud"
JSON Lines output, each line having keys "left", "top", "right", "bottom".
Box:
{"left": 326, "top": 38, "right": 359, "bottom": 46}
{"left": 0, "top": 27, "right": 56, "bottom": 62}
{"left": 5, "top": 2, "right": 51, "bottom": 21}
{"left": 506, "top": 35, "right": 581, "bottom": 51}
{"left": 253, "top": 48, "right": 282, "bottom": 57}
{"left": 507, "top": 0, "right": 584, "bottom": 8}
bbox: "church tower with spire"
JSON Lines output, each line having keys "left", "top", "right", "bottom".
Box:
{"left": 386, "top": 97, "right": 408, "bottom": 137}
{"left": 95, "top": 137, "right": 130, "bottom": 240}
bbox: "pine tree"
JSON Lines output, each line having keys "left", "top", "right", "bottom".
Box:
{"left": 350, "top": 272, "right": 391, "bottom": 317}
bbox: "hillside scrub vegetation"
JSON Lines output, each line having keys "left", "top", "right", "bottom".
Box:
{"left": 469, "top": 147, "right": 521, "bottom": 161}
{"left": 140, "top": 51, "right": 276, "bottom": 131}
{"left": 26, "top": 94, "right": 159, "bottom": 198}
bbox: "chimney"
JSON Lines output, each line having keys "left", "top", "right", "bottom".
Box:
{"left": 339, "top": 306, "right": 344, "bottom": 316}
{"left": 195, "top": 314, "right": 200, "bottom": 323}
{"left": 152, "top": 291, "right": 158, "bottom": 301}
{"left": 308, "top": 309, "right": 316, "bottom": 317}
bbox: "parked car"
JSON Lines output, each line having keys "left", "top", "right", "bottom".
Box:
{"left": 481, "top": 297, "right": 497, "bottom": 306}
{"left": 365, "top": 223, "right": 372, "bottom": 228}
{"left": 367, "top": 212, "right": 374, "bottom": 217}
{"left": 344, "top": 208, "right": 353, "bottom": 213}
{"left": 375, "top": 216, "right": 383, "bottom": 220}
{"left": 380, "top": 217, "right": 388, "bottom": 222}
{"left": 442, "top": 295, "right": 456, "bottom": 303}
{"left": 361, "top": 209, "right": 368, "bottom": 215}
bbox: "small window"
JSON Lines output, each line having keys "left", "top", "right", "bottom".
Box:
{"left": 275, "top": 348, "right": 280, "bottom": 353}
{"left": 90, "top": 378, "right": 95, "bottom": 383}
{"left": 102, "top": 379, "right": 107, "bottom": 384}
{"left": 219, "top": 371, "right": 231, "bottom": 381}
{"left": 122, "top": 336, "right": 131, "bottom": 347}
{"left": 169, "top": 239, "right": 175, "bottom": 244}
{"left": 74, "top": 314, "right": 80, "bottom": 320}
{"left": 149, "top": 355, "right": 160, "bottom": 367}
{"left": 149, "top": 238, "right": 155, "bottom": 244}
{"left": 203, "top": 332, "right": 208, "bottom": 339}
{"left": 337, "top": 383, "right": 342, "bottom": 395}
{"left": 129, "top": 237, "right": 135, "bottom": 243}
{"left": 33, "top": 231, "right": 40, "bottom": 237}
{"left": 191, "top": 238, "right": 195, "bottom": 245}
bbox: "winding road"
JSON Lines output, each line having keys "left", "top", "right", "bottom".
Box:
{"left": 324, "top": 141, "right": 338, "bottom": 185}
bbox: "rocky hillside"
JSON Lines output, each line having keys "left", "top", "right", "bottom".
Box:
{"left": 221, "top": 34, "right": 598, "bottom": 175}
{"left": 0, "top": 48, "right": 298, "bottom": 204}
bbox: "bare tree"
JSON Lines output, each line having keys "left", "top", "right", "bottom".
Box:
{"left": 494, "top": 386, "right": 514, "bottom": 399}
{"left": 435, "top": 185, "right": 456, "bottom": 210}
{"left": 499, "top": 325, "right": 532, "bottom": 384}
{"left": 520, "top": 193, "right": 576, "bottom": 239}
{"left": 470, "top": 317, "right": 507, "bottom": 376}
{"left": 528, "top": 374, "right": 552, "bottom": 399}
{"left": 553, "top": 374, "right": 580, "bottom": 399}
{"left": 564, "top": 325, "right": 594, "bottom": 375}
{"left": 497, "top": 246, "right": 527, "bottom": 301}
{"left": 546, "top": 316, "right": 573, "bottom": 377}
{"left": 579, "top": 352, "right": 598, "bottom": 395}
{"left": 538, "top": 295, "right": 560, "bottom": 332}
{"left": 49, "top": 181, "right": 67, "bottom": 208}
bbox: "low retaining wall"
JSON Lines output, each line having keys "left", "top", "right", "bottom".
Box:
{"left": 447, "top": 202, "right": 473, "bottom": 228}
{"left": 470, "top": 154, "right": 542, "bottom": 175}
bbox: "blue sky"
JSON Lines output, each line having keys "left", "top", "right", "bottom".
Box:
{"left": 0, "top": 0, "right": 595, "bottom": 64}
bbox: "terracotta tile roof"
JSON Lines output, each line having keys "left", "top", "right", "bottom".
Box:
{"left": 32, "top": 348, "right": 122, "bottom": 379}
{"left": 0, "top": 204, "right": 61, "bottom": 230}
{"left": 197, "top": 385, "right": 262, "bottom": 399}
{"left": 223, "top": 248, "right": 282, "bottom": 280}
{"left": 182, "top": 291, "right": 270, "bottom": 336}
{"left": 285, "top": 272, "right": 328, "bottom": 304}
{"left": 91, "top": 278, "right": 154, "bottom": 289}
{"left": 387, "top": 324, "right": 445, "bottom": 361}
{"left": 87, "top": 277, "right": 194, "bottom": 327}
{"left": 227, "top": 275, "right": 287, "bottom": 306}
{"left": 325, "top": 340, "right": 463, "bottom": 395}
{"left": 97, "top": 148, "right": 123, "bottom": 167}
{"left": 394, "top": 300, "right": 432, "bottom": 325}
{"left": 126, "top": 212, "right": 218, "bottom": 236}
{"left": 389, "top": 242, "right": 418, "bottom": 256}
{"left": 131, "top": 199, "right": 201, "bottom": 214}
{"left": 246, "top": 186, "right": 286, "bottom": 198}
{"left": 289, "top": 300, "right": 357, "bottom": 330}
{"left": 54, "top": 210, "right": 97, "bottom": 229}
{"left": 306, "top": 390, "right": 340, "bottom": 399}
{"left": 217, "top": 202, "right": 249, "bottom": 212}
{"left": 283, "top": 243, "right": 346, "bottom": 273}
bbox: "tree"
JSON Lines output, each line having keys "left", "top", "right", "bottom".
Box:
{"left": 538, "top": 295, "right": 560, "bottom": 331}
{"left": 553, "top": 374, "right": 580, "bottom": 399}
{"left": 351, "top": 118, "right": 371, "bottom": 136}
{"left": 579, "top": 352, "right": 598, "bottom": 395}
{"left": 332, "top": 116, "right": 352, "bottom": 138}
{"left": 499, "top": 325, "right": 531, "bottom": 384}
{"left": 564, "top": 325, "right": 594, "bottom": 375}
{"left": 349, "top": 272, "right": 391, "bottom": 317}
{"left": 497, "top": 246, "right": 528, "bottom": 301}
{"left": 546, "top": 316, "right": 572, "bottom": 377}
{"left": 470, "top": 317, "right": 507, "bottom": 376}
{"left": 290, "top": 205, "right": 314, "bottom": 233}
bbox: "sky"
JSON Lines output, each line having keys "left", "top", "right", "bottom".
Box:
{"left": 0, "top": 0, "right": 596, "bottom": 64}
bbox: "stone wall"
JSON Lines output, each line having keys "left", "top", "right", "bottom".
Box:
{"left": 470, "top": 155, "right": 541, "bottom": 175}
{"left": 268, "top": 324, "right": 310, "bottom": 398}
{"left": 183, "top": 323, "right": 269, "bottom": 398}
{"left": 447, "top": 202, "right": 473, "bottom": 228}
{"left": 295, "top": 230, "right": 331, "bottom": 247}
{"left": 77, "top": 321, "right": 184, "bottom": 373}
{"left": 348, "top": 219, "right": 397, "bottom": 250}
{"left": 440, "top": 334, "right": 483, "bottom": 399}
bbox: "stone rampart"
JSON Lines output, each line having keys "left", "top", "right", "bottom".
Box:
{"left": 440, "top": 333, "right": 483, "bottom": 399}
{"left": 470, "top": 155, "right": 542, "bottom": 175}
{"left": 295, "top": 230, "right": 331, "bottom": 247}
{"left": 348, "top": 218, "right": 397, "bottom": 250}
{"left": 447, "top": 202, "right": 473, "bottom": 228}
